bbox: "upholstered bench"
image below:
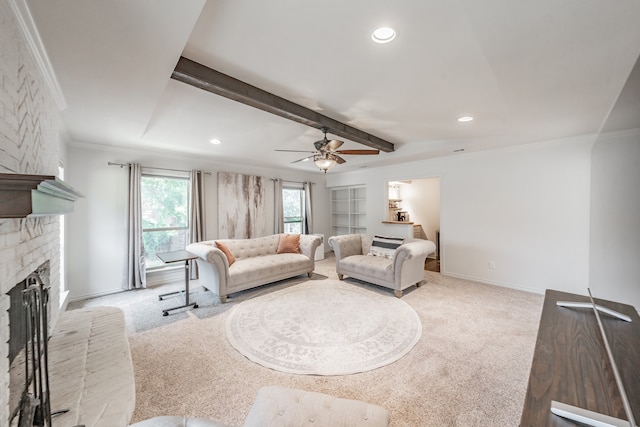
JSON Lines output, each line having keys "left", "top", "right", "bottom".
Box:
{"left": 129, "top": 385, "right": 390, "bottom": 427}
{"left": 48, "top": 306, "right": 135, "bottom": 427}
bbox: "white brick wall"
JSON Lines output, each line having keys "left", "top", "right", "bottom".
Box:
{"left": 0, "top": 0, "right": 64, "bottom": 424}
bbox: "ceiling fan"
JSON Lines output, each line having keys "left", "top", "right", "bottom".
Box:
{"left": 276, "top": 127, "right": 380, "bottom": 173}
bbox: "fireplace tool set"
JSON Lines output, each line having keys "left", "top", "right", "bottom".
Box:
{"left": 17, "top": 272, "right": 52, "bottom": 427}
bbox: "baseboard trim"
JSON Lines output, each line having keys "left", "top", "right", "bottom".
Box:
{"left": 441, "top": 271, "right": 544, "bottom": 295}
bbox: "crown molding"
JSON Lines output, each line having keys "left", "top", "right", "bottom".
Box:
{"left": 8, "top": 0, "right": 67, "bottom": 110}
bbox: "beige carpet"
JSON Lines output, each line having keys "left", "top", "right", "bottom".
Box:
{"left": 226, "top": 279, "right": 422, "bottom": 375}
{"left": 73, "top": 256, "right": 544, "bottom": 426}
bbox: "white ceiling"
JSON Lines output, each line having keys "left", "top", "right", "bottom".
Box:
{"left": 26, "top": 0, "right": 640, "bottom": 173}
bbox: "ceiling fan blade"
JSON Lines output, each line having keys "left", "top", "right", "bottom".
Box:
{"left": 291, "top": 155, "right": 314, "bottom": 164}
{"left": 335, "top": 149, "right": 380, "bottom": 155}
{"left": 325, "top": 139, "right": 344, "bottom": 151}
{"left": 335, "top": 155, "right": 346, "bottom": 164}
{"left": 275, "top": 149, "right": 316, "bottom": 153}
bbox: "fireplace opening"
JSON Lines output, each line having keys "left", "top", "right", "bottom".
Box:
{"left": 7, "top": 261, "right": 51, "bottom": 426}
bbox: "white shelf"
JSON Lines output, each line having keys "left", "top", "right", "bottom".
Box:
{"left": 331, "top": 185, "right": 366, "bottom": 236}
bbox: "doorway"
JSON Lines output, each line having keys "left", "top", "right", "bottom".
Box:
{"left": 387, "top": 177, "right": 441, "bottom": 272}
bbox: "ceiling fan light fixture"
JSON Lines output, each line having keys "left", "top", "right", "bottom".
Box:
{"left": 372, "top": 27, "right": 396, "bottom": 44}
{"left": 314, "top": 153, "right": 337, "bottom": 173}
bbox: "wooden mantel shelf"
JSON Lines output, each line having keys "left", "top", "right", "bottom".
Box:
{"left": 0, "top": 173, "right": 83, "bottom": 218}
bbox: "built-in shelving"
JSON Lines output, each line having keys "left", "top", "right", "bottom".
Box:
{"left": 331, "top": 185, "right": 366, "bottom": 235}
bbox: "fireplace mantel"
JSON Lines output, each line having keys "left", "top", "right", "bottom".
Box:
{"left": 0, "top": 173, "right": 83, "bottom": 218}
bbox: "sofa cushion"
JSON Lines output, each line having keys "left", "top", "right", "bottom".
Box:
{"left": 276, "top": 233, "right": 300, "bottom": 254}
{"left": 222, "top": 235, "right": 280, "bottom": 259}
{"left": 340, "top": 255, "right": 394, "bottom": 283}
{"left": 228, "top": 253, "right": 312, "bottom": 287}
{"left": 215, "top": 241, "right": 236, "bottom": 266}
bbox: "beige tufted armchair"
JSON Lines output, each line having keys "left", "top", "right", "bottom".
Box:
{"left": 328, "top": 234, "right": 436, "bottom": 297}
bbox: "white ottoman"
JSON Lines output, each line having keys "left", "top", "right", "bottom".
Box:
{"left": 130, "top": 386, "right": 390, "bottom": 427}
{"left": 243, "top": 386, "right": 390, "bottom": 427}
{"left": 129, "top": 416, "right": 229, "bottom": 427}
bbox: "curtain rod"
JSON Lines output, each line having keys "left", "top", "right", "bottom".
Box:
{"left": 108, "top": 162, "right": 212, "bottom": 175}
{"left": 271, "top": 178, "right": 315, "bottom": 185}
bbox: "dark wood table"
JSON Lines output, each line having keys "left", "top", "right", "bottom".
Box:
{"left": 520, "top": 289, "right": 640, "bottom": 426}
{"left": 157, "top": 250, "right": 198, "bottom": 316}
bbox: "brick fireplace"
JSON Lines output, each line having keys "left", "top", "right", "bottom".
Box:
{"left": 1, "top": 1, "right": 66, "bottom": 424}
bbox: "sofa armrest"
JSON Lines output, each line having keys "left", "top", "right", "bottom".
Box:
{"left": 186, "top": 242, "right": 229, "bottom": 278}
{"left": 328, "top": 234, "right": 364, "bottom": 260}
{"left": 392, "top": 240, "right": 436, "bottom": 286}
{"left": 299, "top": 234, "right": 322, "bottom": 259}
{"left": 393, "top": 240, "right": 435, "bottom": 266}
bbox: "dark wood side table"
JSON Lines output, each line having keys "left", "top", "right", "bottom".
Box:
{"left": 156, "top": 250, "right": 199, "bottom": 316}
{"left": 520, "top": 289, "right": 640, "bottom": 426}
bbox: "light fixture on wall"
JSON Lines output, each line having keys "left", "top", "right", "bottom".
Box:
{"left": 314, "top": 153, "right": 338, "bottom": 173}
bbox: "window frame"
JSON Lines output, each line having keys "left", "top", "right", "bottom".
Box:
{"left": 282, "top": 183, "right": 306, "bottom": 234}
{"left": 140, "top": 169, "right": 191, "bottom": 270}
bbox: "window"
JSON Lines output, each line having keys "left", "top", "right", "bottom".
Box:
{"left": 141, "top": 174, "right": 190, "bottom": 269}
{"left": 282, "top": 186, "right": 305, "bottom": 234}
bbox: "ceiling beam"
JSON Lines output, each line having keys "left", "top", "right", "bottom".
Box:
{"left": 171, "top": 56, "right": 395, "bottom": 153}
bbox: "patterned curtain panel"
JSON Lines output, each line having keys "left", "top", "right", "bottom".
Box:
{"left": 218, "top": 172, "right": 267, "bottom": 239}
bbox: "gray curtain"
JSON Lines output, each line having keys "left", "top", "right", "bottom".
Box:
{"left": 189, "top": 170, "right": 206, "bottom": 278}
{"left": 304, "top": 181, "right": 313, "bottom": 234}
{"left": 126, "top": 163, "right": 146, "bottom": 289}
{"left": 274, "top": 178, "right": 284, "bottom": 234}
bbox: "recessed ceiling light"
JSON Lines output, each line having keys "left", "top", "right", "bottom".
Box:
{"left": 372, "top": 27, "right": 396, "bottom": 44}
{"left": 457, "top": 116, "right": 474, "bottom": 122}
{"left": 210, "top": 138, "right": 222, "bottom": 145}
{"left": 302, "top": 158, "right": 310, "bottom": 162}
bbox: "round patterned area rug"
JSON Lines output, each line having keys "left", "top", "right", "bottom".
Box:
{"left": 225, "top": 280, "right": 422, "bottom": 375}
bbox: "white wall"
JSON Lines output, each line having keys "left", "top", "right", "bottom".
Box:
{"left": 66, "top": 142, "right": 329, "bottom": 300}
{"left": 327, "top": 136, "right": 595, "bottom": 295}
{"left": 0, "top": 2, "right": 65, "bottom": 423}
{"left": 589, "top": 129, "right": 640, "bottom": 310}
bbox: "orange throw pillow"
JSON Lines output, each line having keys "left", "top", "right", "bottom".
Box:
{"left": 277, "top": 234, "right": 301, "bottom": 254}
{"left": 215, "top": 241, "right": 236, "bottom": 266}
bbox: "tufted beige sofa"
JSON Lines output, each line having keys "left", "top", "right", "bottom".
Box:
{"left": 186, "top": 234, "right": 321, "bottom": 303}
{"left": 129, "top": 385, "right": 390, "bottom": 427}
{"left": 329, "top": 234, "right": 436, "bottom": 298}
